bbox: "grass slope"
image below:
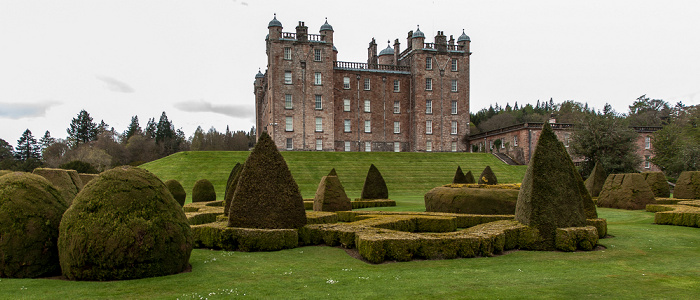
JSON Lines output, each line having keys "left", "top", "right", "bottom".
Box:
{"left": 4, "top": 208, "right": 700, "bottom": 299}
{"left": 140, "top": 151, "right": 527, "bottom": 202}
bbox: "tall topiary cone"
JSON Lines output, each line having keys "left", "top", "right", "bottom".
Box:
{"left": 58, "top": 166, "right": 192, "bottom": 281}
{"left": 164, "top": 179, "right": 187, "bottom": 206}
{"left": 584, "top": 161, "right": 607, "bottom": 197}
{"left": 0, "top": 172, "right": 67, "bottom": 278}
{"left": 674, "top": 171, "right": 700, "bottom": 199}
{"left": 313, "top": 170, "right": 351, "bottom": 212}
{"left": 478, "top": 166, "right": 498, "bottom": 185}
{"left": 452, "top": 166, "right": 468, "bottom": 184}
{"left": 192, "top": 179, "right": 216, "bottom": 202}
{"left": 515, "top": 122, "right": 589, "bottom": 249}
{"left": 228, "top": 132, "right": 306, "bottom": 229}
{"left": 464, "top": 170, "right": 475, "bottom": 184}
{"left": 361, "top": 164, "right": 389, "bottom": 199}
{"left": 224, "top": 163, "right": 244, "bottom": 216}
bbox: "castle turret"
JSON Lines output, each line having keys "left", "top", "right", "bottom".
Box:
{"left": 319, "top": 18, "right": 334, "bottom": 44}
{"left": 268, "top": 14, "right": 282, "bottom": 40}
{"left": 457, "top": 29, "right": 471, "bottom": 53}
{"left": 377, "top": 41, "right": 394, "bottom": 65}
{"left": 411, "top": 25, "right": 425, "bottom": 50}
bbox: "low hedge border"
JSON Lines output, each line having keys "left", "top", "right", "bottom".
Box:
{"left": 555, "top": 226, "right": 599, "bottom": 252}
{"left": 304, "top": 199, "right": 397, "bottom": 210}
{"left": 335, "top": 211, "right": 514, "bottom": 228}
{"left": 646, "top": 203, "right": 700, "bottom": 228}
{"left": 191, "top": 221, "right": 298, "bottom": 251}
{"left": 184, "top": 201, "right": 224, "bottom": 225}
{"left": 443, "top": 183, "right": 521, "bottom": 190}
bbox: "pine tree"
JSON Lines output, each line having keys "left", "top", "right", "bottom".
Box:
{"left": 155, "top": 112, "right": 175, "bottom": 144}
{"left": 145, "top": 118, "right": 157, "bottom": 139}
{"left": 39, "top": 131, "right": 56, "bottom": 152}
{"left": 67, "top": 110, "right": 98, "bottom": 148}
{"left": 123, "top": 115, "right": 142, "bottom": 142}
{"left": 15, "top": 129, "right": 41, "bottom": 161}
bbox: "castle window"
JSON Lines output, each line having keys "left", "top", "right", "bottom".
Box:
{"left": 426, "top": 141, "right": 432, "bottom": 152}
{"left": 393, "top": 80, "right": 400, "bottom": 92}
{"left": 314, "top": 49, "right": 322, "bottom": 62}
{"left": 315, "top": 95, "right": 322, "bottom": 110}
{"left": 343, "top": 77, "right": 350, "bottom": 89}
{"left": 565, "top": 133, "right": 570, "bottom": 147}
{"left": 364, "top": 78, "right": 371, "bottom": 90}
{"left": 394, "top": 142, "right": 401, "bottom": 152}
{"left": 284, "top": 71, "right": 292, "bottom": 84}
{"left": 315, "top": 117, "right": 323, "bottom": 132}
{"left": 344, "top": 119, "right": 351, "bottom": 132}
{"left": 426, "top": 120, "right": 433, "bottom": 134}
{"left": 451, "top": 121, "right": 458, "bottom": 135}
{"left": 426, "top": 78, "right": 432, "bottom": 91}
{"left": 426, "top": 100, "right": 433, "bottom": 114}
{"left": 451, "top": 80, "right": 458, "bottom": 92}
{"left": 514, "top": 136, "right": 518, "bottom": 147}
{"left": 451, "top": 101, "right": 457, "bottom": 114}
{"left": 285, "top": 94, "right": 293, "bottom": 109}
{"left": 501, "top": 138, "right": 505, "bottom": 149}
{"left": 343, "top": 99, "right": 351, "bottom": 112}
{"left": 314, "top": 72, "right": 322, "bottom": 85}
{"left": 365, "top": 141, "right": 372, "bottom": 152}
{"left": 284, "top": 47, "right": 291, "bottom": 60}
{"left": 426, "top": 57, "right": 432, "bottom": 70}
{"left": 451, "top": 142, "right": 457, "bottom": 152}
{"left": 316, "top": 139, "right": 323, "bottom": 150}
{"left": 285, "top": 116, "right": 293, "bottom": 131}
{"left": 344, "top": 141, "right": 351, "bottom": 152}
{"left": 364, "top": 120, "right": 371, "bottom": 133}
{"left": 645, "top": 155, "right": 651, "bottom": 169}
{"left": 364, "top": 100, "right": 371, "bottom": 113}
{"left": 451, "top": 59, "right": 458, "bottom": 71}
{"left": 286, "top": 138, "right": 293, "bottom": 150}
{"left": 394, "top": 121, "right": 401, "bottom": 134}
{"left": 645, "top": 136, "right": 651, "bottom": 149}
{"left": 394, "top": 101, "right": 400, "bottom": 114}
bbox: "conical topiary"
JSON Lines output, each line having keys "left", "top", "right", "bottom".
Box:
{"left": 164, "top": 179, "right": 187, "bottom": 206}
{"left": 452, "top": 166, "right": 468, "bottom": 184}
{"left": 515, "top": 122, "right": 589, "bottom": 249}
{"left": 642, "top": 172, "right": 670, "bottom": 198}
{"left": 584, "top": 161, "right": 607, "bottom": 197}
{"left": 224, "top": 163, "right": 244, "bottom": 216}
{"left": 464, "top": 170, "right": 475, "bottom": 184}
{"left": 0, "top": 172, "right": 67, "bottom": 278}
{"left": 478, "top": 166, "right": 498, "bottom": 185}
{"left": 361, "top": 164, "right": 389, "bottom": 199}
{"left": 192, "top": 179, "right": 216, "bottom": 202}
{"left": 674, "top": 171, "right": 700, "bottom": 199}
{"left": 313, "top": 171, "right": 351, "bottom": 212}
{"left": 597, "top": 173, "right": 656, "bottom": 209}
{"left": 227, "top": 132, "right": 306, "bottom": 229}
{"left": 328, "top": 168, "right": 338, "bottom": 176}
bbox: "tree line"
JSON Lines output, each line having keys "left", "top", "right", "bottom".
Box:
{"left": 0, "top": 110, "right": 256, "bottom": 173}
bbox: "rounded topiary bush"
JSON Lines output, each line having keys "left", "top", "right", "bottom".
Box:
{"left": 79, "top": 173, "right": 99, "bottom": 186}
{"left": 192, "top": 179, "right": 216, "bottom": 203}
{"left": 674, "top": 171, "right": 700, "bottom": 199}
{"left": 58, "top": 166, "right": 193, "bottom": 281}
{"left": 0, "top": 172, "right": 67, "bottom": 278}
{"left": 164, "top": 179, "right": 187, "bottom": 206}
{"left": 32, "top": 168, "right": 83, "bottom": 205}
{"left": 478, "top": 166, "right": 498, "bottom": 185}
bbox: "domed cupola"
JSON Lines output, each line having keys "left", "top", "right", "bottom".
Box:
{"left": 320, "top": 18, "right": 334, "bottom": 32}
{"left": 255, "top": 69, "right": 264, "bottom": 79}
{"left": 458, "top": 29, "right": 470, "bottom": 42}
{"left": 378, "top": 42, "right": 394, "bottom": 56}
{"left": 268, "top": 14, "right": 282, "bottom": 28}
{"left": 413, "top": 25, "right": 425, "bottom": 38}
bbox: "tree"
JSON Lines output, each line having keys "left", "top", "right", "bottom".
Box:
{"left": 627, "top": 94, "right": 670, "bottom": 126}
{"left": 570, "top": 104, "right": 641, "bottom": 176}
{"left": 145, "top": 118, "right": 157, "bottom": 139}
{"left": 0, "top": 138, "right": 16, "bottom": 169}
{"left": 651, "top": 104, "right": 700, "bottom": 177}
{"left": 67, "top": 110, "right": 99, "bottom": 148}
{"left": 123, "top": 115, "right": 142, "bottom": 143}
{"left": 15, "top": 129, "right": 41, "bottom": 161}
{"left": 39, "top": 131, "right": 56, "bottom": 154}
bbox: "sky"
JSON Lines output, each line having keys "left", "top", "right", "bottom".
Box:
{"left": 1, "top": 0, "right": 699, "bottom": 144}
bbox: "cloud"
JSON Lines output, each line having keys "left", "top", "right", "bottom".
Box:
{"left": 95, "top": 75, "right": 135, "bottom": 93}
{"left": 0, "top": 102, "right": 60, "bottom": 119}
{"left": 174, "top": 100, "right": 253, "bottom": 118}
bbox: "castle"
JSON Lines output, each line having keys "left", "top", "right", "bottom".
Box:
{"left": 254, "top": 15, "right": 471, "bottom": 152}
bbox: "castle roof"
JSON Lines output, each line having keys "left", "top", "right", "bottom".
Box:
{"left": 268, "top": 14, "right": 282, "bottom": 28}
{"left": 379, "top": 44, "right": 394, "bottom": 56}
{"left": 320, "top": 18, "right": 333, "bottom": 32}
{"left": 413, "top": 25, "right": 425, "bottom": 38}
{"left": 255, "top": 69, "right": 264, "bottom": 79}
{"left": 458, "top": 29, "right": 471, "bottom": 42}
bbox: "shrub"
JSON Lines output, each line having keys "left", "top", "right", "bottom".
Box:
{"left": 515, "top": 122, "right": 590, "bottom": 250}
{"left": 478, "top": 166, "right": 498, "bottom": 185}
{"left": 59, "top": 160, "right": 99, "bottom": 174}
{"left": 584, "top": 161, "right": 607, "bottom": 197}
{"left": 0, "top": 173, "right": 67, "bottom": 278}
{"left": 224, "top": 163, "right": 244, "bottom": 216}
{"left": 58, "top": 166, "right": 192, "bottom": 281}
{"left": 452, "top": 166, "right": 468, "bottom": 184}
{"left": 464, "top": 170, "right": 475, "bottom": 184}
{"left": 643, "top": 172, "right": 671, "bottom": 198}
{"left": 425, "top": 185, "right": 518, "bottom": 214}
{"left": 674, "top": 171, "right": 700, "bottom": 199}
{"left": 32, "top": 168, "right": 83, "bottom": 205}
{"left": 78, "top": 173, "right": 99, "bottom": 186}
{"left": 313, "top": 173, "right": 351, "bottom": 212}
{"left": 224, "top": 163, "right": 242, "bottom": 205}
{"left": 597, "top": 173, "right": 656, "bottom": 209}
{"left": 360, "top": 164, "right": 389, "bottom": 199}
{"left": 192, "top": 179, "right": 216, "bottom": 203}
{"left": 164, "top": 179, "right": 187, "bottom": 206}
{"left": 228, "top": 132, "right": 307, "bottom": 229}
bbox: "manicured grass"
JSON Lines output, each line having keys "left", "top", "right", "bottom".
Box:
{"left": 140, "top": 151, "right": 527, "bottom": 201}
{"left": 3, "top": 207, "right": 700, "bottom": 299}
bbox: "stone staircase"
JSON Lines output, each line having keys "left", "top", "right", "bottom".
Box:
{"left": 492, "top": 152, "right": 522, "bottom": 166}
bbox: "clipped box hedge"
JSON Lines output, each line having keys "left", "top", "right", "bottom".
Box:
{"left": 555, "top": 226, "right": 599, "bottom": 252}
{"left": 191, "top": 221, "right": 298, "bottom": 251}
{"left": 424, "top": 185, "right": 519, "bottom": 214}
{"left": 646, "top": 202, "right": 700, "bottom": 228}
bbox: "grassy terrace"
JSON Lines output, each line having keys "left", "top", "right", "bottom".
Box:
{"left": 3, "top": 152, "right": 699, "bottom": 298}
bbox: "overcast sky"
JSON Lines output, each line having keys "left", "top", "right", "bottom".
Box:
{"left": 1, "top": 0, "right": 699, "bottom": 144}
